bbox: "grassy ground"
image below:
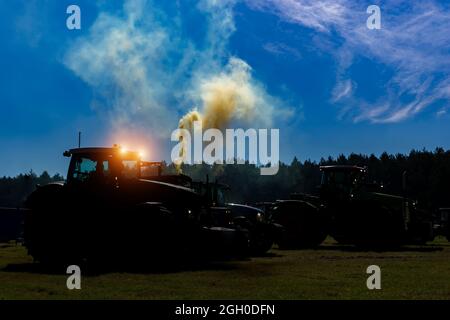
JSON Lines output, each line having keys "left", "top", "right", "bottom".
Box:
{"left": 1, "top": 237, "right": 449, "bottom": 300}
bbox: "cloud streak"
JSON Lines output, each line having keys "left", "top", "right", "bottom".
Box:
{"left": 247, "top": 0, "right": 450, "bottom": 123}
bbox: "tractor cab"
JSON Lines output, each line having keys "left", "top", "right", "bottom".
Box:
{"left": 64, "top": 145, "right": 162, "bottom": 186}
{"left": 191, "top": 179, "right": 233, "bottom": 227}
{"left": 319, "top": 165, "right": 368, "bottom": 201}
{"left": 192, "top": 180, "right": 229, "bottom": 208}
{"left": 320, "top": 165, "right": 367, "bottom": 187}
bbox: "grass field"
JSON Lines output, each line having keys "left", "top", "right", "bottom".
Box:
{"left": 1, "top": 237, "right": 449, "bottom": 300}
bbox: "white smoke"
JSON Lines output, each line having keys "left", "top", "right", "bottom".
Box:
{"left": 64, "top": 0, "right": 174, "bottom": 136}
{"left": 64, "top": 0, "right": 289, "bottom": 143}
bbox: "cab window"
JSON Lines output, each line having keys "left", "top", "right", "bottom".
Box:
{"left": 70, "top": 156, "right": 108, "bottom": 182}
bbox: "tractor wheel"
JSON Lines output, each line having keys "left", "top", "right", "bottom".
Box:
{"left": 331, "top": 234, "right": 353, "bottom": 245}
{"left": 250, "top": 227, "right": 273, "bottom": 255}
{"left": 273, "top": 201, "right": 327, "bottom": 249}
{"left": 24, "top": 208, "right": 65, "bottom": 264}
{"left": 132, "top": 203, "right": 175, "bottom": 253}
{"left": 352, "top": 204, "right": 403, "bottom": 247}
{"left": 233, "top": 216, "right": 273, "bottom": 255}
{"left": 409, "top": 221, "right": 434, "bottom": 245}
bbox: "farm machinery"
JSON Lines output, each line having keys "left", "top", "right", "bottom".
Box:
{"left": 151, "top": 175, "right": 282, "bottom": 255}
{"left": 268, "top": 165, "right": 435, "bottom": 248}
{"left": 190, "top": 180, "right": 283, "bottom": 255}
{"left": 24, "top": 146, "right": 248, "bottom": 265}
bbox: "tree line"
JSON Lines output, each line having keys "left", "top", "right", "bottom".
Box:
{"left": 167, "top": 148, "right": 450, "bottom": 210}
{"left": 0, "top": 171, "right": 64, "bottom": 208}
{"left": 0, "top": 148, "right": 449, "bottom": 211}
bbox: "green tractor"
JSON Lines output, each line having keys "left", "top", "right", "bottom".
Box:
{"left": 270, "top": 165, "right": 434, "bottom": 248}
{"left": 190, "top": 179, "right": 283, "bottom": 255}
{"left": 24, "top": 146, "right": 249, "bottom": 265}
{"left": 146, "top": 174, "right": 281, "bottom": 255}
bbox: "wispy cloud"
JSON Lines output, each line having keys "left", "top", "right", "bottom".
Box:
{"left": 331, "top": 79, "right": 354, "bottom": 102}
{"left": 15, "top": 0, "right": 44, "bottom": 47}
{"left": 436, "top": 108, "right": 447, "bottom": 118}
{"left": 247, "top": 0, "right": 450, "bottom": 123}
{"left": 247, "top": 0, "right": 348, "bottom": 33}
{"left": 64, "top": 0, "right": 176, "bottom": 137}
{"left": 263, "top": 42, "right": 303, "bottom": 60}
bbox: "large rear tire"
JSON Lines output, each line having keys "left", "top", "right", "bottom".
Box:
{"left": 273, "top": 201, "right": 327, "bottom": 249}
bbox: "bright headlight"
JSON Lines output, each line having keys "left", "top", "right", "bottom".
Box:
{"left": 256, "top": 213, "right": 263, "bottom": 222}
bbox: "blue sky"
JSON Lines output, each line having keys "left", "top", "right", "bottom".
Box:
{"left": 1, "top": 0, "right": 450, "bottom": 177}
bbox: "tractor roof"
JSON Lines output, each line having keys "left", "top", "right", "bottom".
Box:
{"left": 319, "top": 165, "right": 366, "bottom": 172}
{"left": 64, "top": 146, "right": 140, "bottom": 158}
{"left": 69, "top": 147, "right": 119, "bottom": 154}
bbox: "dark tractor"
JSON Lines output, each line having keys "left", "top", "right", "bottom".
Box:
{"left": 189, "top": 180, "right": 282, "bottom": 255}
{"left": 269, "top": 200, "right": 328, "bottom": 249}
{"left": 269, "top": 165, "right": 434, "bottom": 248}
{"left": 226, "top": 203, "right": 283, "bottom": 255}
{"left": 147, "top": 174, "right": 256, "bottom": 253}
{"left": 24, "top": 146, "right": 248, "bottom": 265}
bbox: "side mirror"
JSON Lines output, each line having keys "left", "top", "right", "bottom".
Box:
{"left": 63, "top": 150, "right": 71, "bottom": 157}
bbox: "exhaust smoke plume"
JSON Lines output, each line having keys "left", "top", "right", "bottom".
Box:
{"left": 180, "top": 57, "right": 272, "bottom": 131}
{"left": 175, "top": 57, "right": 280, "bottom": 172}
{"left": 63, "top": 0, "right": 290, "bottom": 166}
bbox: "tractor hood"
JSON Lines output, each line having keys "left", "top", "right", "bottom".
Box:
{"left": 138, "top": 178, "right": 199, "bottom": 200}
{"left": 113, "top": 177, "right": 202, "bottom": 211}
